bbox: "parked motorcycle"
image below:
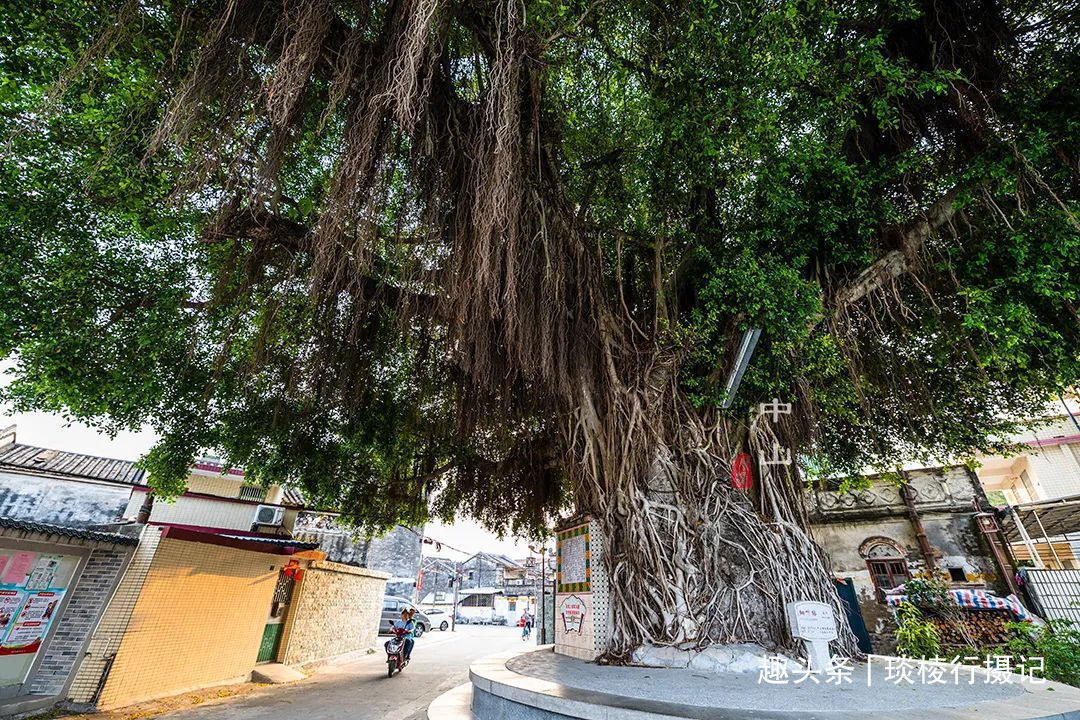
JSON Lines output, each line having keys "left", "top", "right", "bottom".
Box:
{"left": 385, "top": 626, "right": 410, "bottom": 677}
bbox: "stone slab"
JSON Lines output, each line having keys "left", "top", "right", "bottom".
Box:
{"left": 250, "top": 663, "right": 306, "bottom": 684}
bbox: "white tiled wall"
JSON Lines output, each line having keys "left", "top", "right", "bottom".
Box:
{"left": 1026, "top": 443, "right": 1080, "bottom": 500}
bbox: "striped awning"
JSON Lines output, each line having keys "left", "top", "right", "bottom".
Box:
{"left": 885, "top": 589, "right": 1034, "bottom": 622}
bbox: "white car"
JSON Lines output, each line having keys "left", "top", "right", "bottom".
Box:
{"left": 422, "top": 607, "right": 451, "bottom": 631}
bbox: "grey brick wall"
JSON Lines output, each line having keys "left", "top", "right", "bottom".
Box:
{"left": 29, "top": 547, "right": 131, "bottom": 696}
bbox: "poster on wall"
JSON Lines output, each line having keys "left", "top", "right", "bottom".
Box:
{"left": 0, "top": 590, "right": 65, "bottom": 656}
{"left": 1, "top": 552, "right": 35, "bottom": 586}
{"left": 560, "top": 594, "right": 586, "bottom": 633}
{"left": 24, "top": 555, "right": 61, "bottom": 591}
{"left": 0, "top": 590, "right": 24, "bottom": 637}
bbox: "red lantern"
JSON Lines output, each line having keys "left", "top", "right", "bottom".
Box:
{"left": 732, "top": 452, "right": 753, "bottom": 491}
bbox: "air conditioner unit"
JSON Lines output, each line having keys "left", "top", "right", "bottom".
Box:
{"left": 254, "top": 505, "right": 286, "bottom": 526}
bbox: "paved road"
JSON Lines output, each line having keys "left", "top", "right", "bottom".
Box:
{"left": 153, "top": 625, "right": 525, "bottom": 720}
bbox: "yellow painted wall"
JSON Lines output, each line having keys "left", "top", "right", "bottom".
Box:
{"left": 184, "top": 473, "right": 246, "bottom": 498}
{"left": 95, "top": 538, "right": 281, "bottom": 709}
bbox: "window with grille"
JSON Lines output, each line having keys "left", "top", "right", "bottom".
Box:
{"left": 239, "top": 484, "right": 267, "bottom": 501}
{"left": 867, "top": 559, "right": 910, "bottom": 599}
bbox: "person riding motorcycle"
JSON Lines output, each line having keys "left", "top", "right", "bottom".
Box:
{"left": 388, "top": 608, "right": 415, "bottom": 661}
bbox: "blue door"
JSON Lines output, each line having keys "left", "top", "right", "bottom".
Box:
{"left": 835, "top": 577, "right": 873, "bottom": 654}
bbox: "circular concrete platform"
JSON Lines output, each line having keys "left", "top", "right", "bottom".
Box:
{"left": 429, "top": 645, "right": 1080, "bottom": 720}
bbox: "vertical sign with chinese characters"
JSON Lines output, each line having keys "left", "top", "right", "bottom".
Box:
{"left": 555, "top": 519, "right": 610, "bottom": 660}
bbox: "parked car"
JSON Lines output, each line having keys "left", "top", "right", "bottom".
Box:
{"left": 454, "top": 613, "right": 470, "bottom": 625}
{"left": 380, "top": 595, "right": 432, "bottom": 637}
{"left": 422, "top": 607, "right": 451, "bottom": 631}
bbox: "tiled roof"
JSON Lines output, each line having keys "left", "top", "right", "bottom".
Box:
{"left": 0, "top": 443, "right": 146, "bottom": 485}
{"left": 0, "top": 516, "right": 139, "bottom": 546}
{"left": 466, "top": 551, "right": 524, "bottom": 569}
{"left": 281, "top": 486, "right": 308, "bottom": 507}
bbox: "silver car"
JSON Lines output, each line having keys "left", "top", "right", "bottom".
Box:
{"left": 380, "top": 595, "right": 433, "bottom": 637}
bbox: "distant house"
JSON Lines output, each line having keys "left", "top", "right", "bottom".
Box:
{"left": 290, "top": 504, "right": 422, "bottom": 598}
{"left": 418, "top": 552, "right": 554, "bottom": 624}
{"left": 0, "top": 426, "right": 145, "bottom": 527}
{"left": 417, "top": 556, "right": 460, "bottom": 604}
{"left": 459, "top": 552, "right": 523, "bottom": 590}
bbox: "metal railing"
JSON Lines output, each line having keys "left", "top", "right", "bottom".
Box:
{"left": 1024, "top": 568, "right": 1080, "bottom": 624}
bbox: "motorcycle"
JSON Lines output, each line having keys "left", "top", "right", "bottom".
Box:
{"left": 385, "top": 626, "right": 410, "bottom": 677}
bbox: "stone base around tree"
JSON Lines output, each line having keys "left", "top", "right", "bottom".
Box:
{"left": 428, "top": 645, "right": 1080, "bottom": 720}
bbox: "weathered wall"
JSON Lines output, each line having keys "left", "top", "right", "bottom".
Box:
{"left": 93, "top": 537, "right": 281, "bottom": 709}
{"left": 809, "top": 465, "right": 1001, "bottom": 653}
{"left": 293, "top": 517, "right": 421, "bottom": 598}
{"left": 278, "top": 561, "right": 388, "bottom": 666}
{"left": 0, "top": 472, "right": 131, "bottom": 527}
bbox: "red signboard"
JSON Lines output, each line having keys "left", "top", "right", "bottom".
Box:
{"left": 731, "top": 452, "right": 753, "bottom": 491}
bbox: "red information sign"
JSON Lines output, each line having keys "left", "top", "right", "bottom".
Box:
{"left": 731, "top": 452, "right": 753, "bottom": 491}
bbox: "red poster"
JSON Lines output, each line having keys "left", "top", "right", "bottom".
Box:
{"left": 0, "top": 590, "right": 25, "bottom": 638}
{"left": 731, "top": 452, "right": 753, "bottom": 491}
{"left": 1, "top": 552, "right": 35, "bottom": 586}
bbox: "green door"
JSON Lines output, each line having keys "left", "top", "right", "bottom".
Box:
{"left": 257, "top": 623, "right": 284, "bottom": 662}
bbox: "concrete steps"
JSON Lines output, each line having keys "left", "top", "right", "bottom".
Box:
{"left": 427, "top": 682, "right": 475, "bottom": 720}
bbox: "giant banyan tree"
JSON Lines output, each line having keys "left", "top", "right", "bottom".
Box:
{"left": 1, "top": 0, "right": 1078, "bottom": 659}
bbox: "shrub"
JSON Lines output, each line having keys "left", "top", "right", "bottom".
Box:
{"left": 895, "top": 601, "right": 941, "bottom": 659}
{"left": 1005, "top": 619, "right": 1080, "bottom": 688}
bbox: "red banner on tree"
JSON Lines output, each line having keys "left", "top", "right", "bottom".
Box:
{"left": 731, "top": 452, "right": 753, "bottom": 491}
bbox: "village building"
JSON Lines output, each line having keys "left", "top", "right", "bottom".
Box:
{"left": 973, "top": 408, "right": 1080, "bottom": 568}
{"left": 418, "top": 552, "right": 554, "bottom": 626}
{"left": 0, "top": 430, "right": 395, "bottom": 713}
{"left": 0, "top": 516, "right": 138, "bottom": 716}
{"left": 0, "top": 425, "right": 145, "bottom": 527}
{"left": 808, "top": 464, "right": 1007, "bottom": 653}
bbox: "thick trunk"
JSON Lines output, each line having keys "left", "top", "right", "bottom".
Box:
{"left": 595, "top": 474, "right": 858, "bottom": 659}
{"left": 569, "top": 380, "right": 859, "bottom": 661}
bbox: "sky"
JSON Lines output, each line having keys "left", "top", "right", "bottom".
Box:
{"left": 0, "top": 406, "right": 537, "bottom": 560}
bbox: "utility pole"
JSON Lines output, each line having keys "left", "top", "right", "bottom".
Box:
{"left": 530, "top": 544, "right": 547, "bottom": 644}
{"left": 450, "top": 564, "right": 460, "bottom": 632}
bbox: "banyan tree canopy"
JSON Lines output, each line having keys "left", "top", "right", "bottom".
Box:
{"left": 1, "top": 0, "right": 1078, "bottom": 656}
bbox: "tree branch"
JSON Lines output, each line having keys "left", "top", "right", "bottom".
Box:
{"left": 830, "top": 186, "right": 964, "bottom": 317}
